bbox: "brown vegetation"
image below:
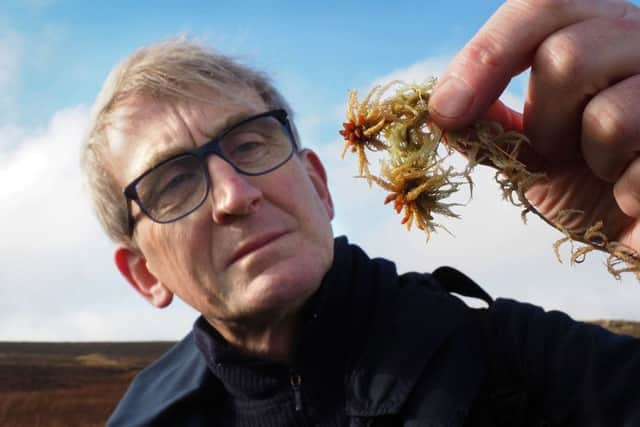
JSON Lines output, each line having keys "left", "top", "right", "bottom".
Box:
{"left": 1, "top": 324, "right": 640, "bottom": 426}
{"left": 0, "top": 342, "right": 173, "bottom": 427}
{"left": 589, "top": 320, "right": 640, "bottom": 338}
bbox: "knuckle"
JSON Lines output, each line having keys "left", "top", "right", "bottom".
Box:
{"left": 535, "top": 32, "right": 584, "bottom": 84}
{"left": 514, "top": 0, "right": 576, "bottom": 13}
{"left": 583, "top": 97, "right": 631, "bottom": 149}
{"left": 613, "top": 13, "right": 640, "bottom": 34}
{"left": 463, "top": 34, "right": 508, "bottom": 69}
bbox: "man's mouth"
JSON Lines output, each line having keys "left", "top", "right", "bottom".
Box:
{"left": 228, "top": 231, "right": 288, "bottom": 266}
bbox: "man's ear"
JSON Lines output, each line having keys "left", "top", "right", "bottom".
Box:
{"left": 299, "top": 149, "right": 334, "bottom": 220}
{"left": 114, "top": 244, "right": 173, "bottom": 308}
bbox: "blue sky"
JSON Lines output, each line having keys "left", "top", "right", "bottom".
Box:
{"left": 2, "top": 1, "right": 640, "bottom": 341}
{"left": 1, "top": 0, "right": 505, "bottom": 129}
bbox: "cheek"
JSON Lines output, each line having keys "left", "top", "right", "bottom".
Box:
{"left": 139, "top": 223, "right": 200, "bottom": 282}
{"left": 284, "top": 183, "right": 334, "bottom": 264}
{"left": 166, "top": 224, "right": 216, "bottom": 280}
{"left": 294, "top": 179, "right": 333, "bottom": 233}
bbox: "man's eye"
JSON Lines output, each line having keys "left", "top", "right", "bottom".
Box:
{"left": 229, "top": 139, "right": 269, "bottom": 161}
{"left": 158, "top": 172, "right": 198, "bottom": 196}
{"left": 235, "top": 141, "right": 263, "bottom": 153}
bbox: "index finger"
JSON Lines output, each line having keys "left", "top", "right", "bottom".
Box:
{"left": 429, "top": 0, "right": 634, "bottom": 130}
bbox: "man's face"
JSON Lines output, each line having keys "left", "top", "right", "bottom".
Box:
{"left": 107, "top": 90, "right": 335, "bottom": 325}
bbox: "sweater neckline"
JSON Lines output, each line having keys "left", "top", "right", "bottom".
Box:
{"left": 192, "top": 236, "right": 354, "bottom": 402}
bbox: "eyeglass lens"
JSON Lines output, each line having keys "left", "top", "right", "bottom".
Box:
{"left": 134, "top": 115, "right": 292, "bottom": 222}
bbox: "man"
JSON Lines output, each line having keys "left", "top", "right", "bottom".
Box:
{"left": 82, "top": 1, "right": 640, "bottom": 425}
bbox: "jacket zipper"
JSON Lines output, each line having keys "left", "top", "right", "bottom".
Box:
{"left": 290, "top": 370, "right": 304, "bottom": 411}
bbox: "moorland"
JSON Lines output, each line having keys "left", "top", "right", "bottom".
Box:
{"left": 1, "top": 320, "right": 639, "bottom": 426}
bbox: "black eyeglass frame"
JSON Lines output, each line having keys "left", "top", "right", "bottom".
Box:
{"left": 123, "top": 109, "right": 297, "bottom": 237}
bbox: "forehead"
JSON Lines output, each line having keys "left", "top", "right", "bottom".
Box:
{"left": 106, "top": 89, "right": 268, "bottom": 187}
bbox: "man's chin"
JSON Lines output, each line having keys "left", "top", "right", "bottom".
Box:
{"left": 241, "top": 263, "right": 322, "bottom": 312}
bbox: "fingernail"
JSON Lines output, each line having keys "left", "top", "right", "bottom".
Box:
{"left": 431, "top": 77, "right": 473, "bottom": 119}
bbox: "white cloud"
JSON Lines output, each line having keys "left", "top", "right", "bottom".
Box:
{"left": 370, "top": 56, "right": 452, "bottom": 88}
{"left": 0, "top": 106, "right": 93, "bottom": 258}
{"left": 1, "top": 302, "right": 196, "bottom": 342}
{"left": 0, "top": 124, "right": 26, "bottom": 151}
{"left": 0, "top": 105, "right": 200, "bottom": 341}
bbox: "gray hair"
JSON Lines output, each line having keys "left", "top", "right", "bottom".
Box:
{"left": 81, "top": 38, "right": 295, "bottom": 244}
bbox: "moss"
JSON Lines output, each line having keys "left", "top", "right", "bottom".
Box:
{"left": 340, "top": 80, "right": 640, "bottom": 282}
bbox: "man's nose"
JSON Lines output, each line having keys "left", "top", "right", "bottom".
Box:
{"left": 206, "top": 156, "right": 263, "bottom": 224}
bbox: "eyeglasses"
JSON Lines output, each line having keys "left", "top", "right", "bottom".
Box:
{"left": 124, "top": 109, "right": 297, "bottom": 236}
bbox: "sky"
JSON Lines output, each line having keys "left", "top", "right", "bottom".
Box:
{"left": 2, "top": 0, "right": 640, "bottom": 341}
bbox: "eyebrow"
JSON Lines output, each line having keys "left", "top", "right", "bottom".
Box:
{"left": 141, "top": 146, "right": 190, "bottom": 173}
{"left": 139, "top": 111, "right": 255, "bottom": 173}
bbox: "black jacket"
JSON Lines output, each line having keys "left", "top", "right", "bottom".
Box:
{"left": 108, "top": 237, "right": 640, "bottom": 426}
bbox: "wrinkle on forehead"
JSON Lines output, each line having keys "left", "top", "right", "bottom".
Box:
{"left": 106, "top": 90, "right": 268, "bottom": 187}
{"left": 106, "top": 98, "right": 186, "bottom": 186}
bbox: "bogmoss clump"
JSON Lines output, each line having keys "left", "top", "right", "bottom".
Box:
{"left": 340, "top": 79, "right": 640, "bottom": 281}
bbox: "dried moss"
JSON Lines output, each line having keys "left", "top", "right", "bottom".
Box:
{"left": 340, "top": 79, "right": 640, "bottom": 282}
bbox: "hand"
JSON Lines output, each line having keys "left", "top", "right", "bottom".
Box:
{"left": 429, "top": 0, "right": 640, "bottom": 253}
